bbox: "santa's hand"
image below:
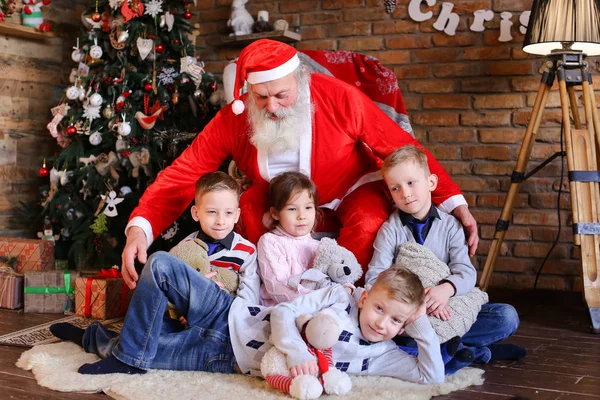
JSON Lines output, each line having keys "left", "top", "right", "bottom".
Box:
{"left": 121, "top": 227, "right": 147, "bottom": 290}
{"left": 451, "top": 205, "right": 479, "bottom": 257}
{"left": 290, "top": 360, "right": 318, "bottom": 377}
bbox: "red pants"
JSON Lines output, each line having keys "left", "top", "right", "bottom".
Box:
{"left": 238, "top": 181, "right": 393, "bottom": 286}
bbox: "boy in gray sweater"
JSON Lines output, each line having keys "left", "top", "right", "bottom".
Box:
{"left": 49, "top": 251, "right": 445, "bottom": 384}
{"left": 366, "top": 145, "right": 526, "bottom": 368}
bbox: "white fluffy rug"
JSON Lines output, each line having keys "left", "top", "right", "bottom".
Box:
{"left": 17, "top": 342, "right": 484, "bottom": 400}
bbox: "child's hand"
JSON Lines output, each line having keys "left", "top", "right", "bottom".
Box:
{"left": 430, "top": 304, "right": 452, "bottom": 321}
{"left": 204, "top": 271, "right": 225, "bottom": 290}
{"left": 405, "top": 302, "right": 427, "bottom": 327}
{"left": 179, "top": 316, "right": 188, "bottom": 327}
{"left": 424, "top": 283, "right": 454, "bottom": 314}
{"left": 343, "top": 283, "right": 356, "bottom": 295}
{"left": 290, "top": 360, "right": 318, "bottom": 378}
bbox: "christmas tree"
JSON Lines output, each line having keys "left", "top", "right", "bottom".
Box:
{"left": 35, "top": 0, "right": 219, "bottom": 268}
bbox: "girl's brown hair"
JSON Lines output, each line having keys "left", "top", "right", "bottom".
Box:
{"left": 266, "top": 171, "right": 321, "bottom": 230}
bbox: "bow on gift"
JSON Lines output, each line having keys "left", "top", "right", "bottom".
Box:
{"left": 95, "top": 152, "right": 120, "bottom": 180}
{"left": 128, "top": 148, "right": 151, "bottom": 178}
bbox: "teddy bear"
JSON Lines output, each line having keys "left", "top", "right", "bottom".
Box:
{"left": 260, "top": 308, "right": 352, "bottom": 400}
{"left": 395, "top": 242, "right": 489, "bottom": 343}
{"left": 287, "top": 237, "right": 363, "bottom": 291}
{"left": 227, "top": 0, "right": 254, "bottom": 36}
{"left": 169, "top": 238, "right": 240, "bottom": 295}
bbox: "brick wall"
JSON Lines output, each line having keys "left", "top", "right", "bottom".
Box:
{"left": 195, "top": 0, "right": 598, "bottom": 291}
{"left": 0, "top": 0, "right": 83, "bottom": 236}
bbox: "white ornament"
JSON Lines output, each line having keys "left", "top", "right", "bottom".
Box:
{"left": 115, "top": 136, "right": 128, "bottom": 152}
{"left": 59, "top": 171, "right": 73, "bottom": 186}
{"left": 71, "top": 49, "right": 84, "bottom": 62}
{"left": 119, "top": 186, "right": 132, "bottom": 196}
{"left": 118, "top": 30, "right": 129, "bottom": 43}
{"left": 108, "top": 0, "right": 123, "bottom": 9}
{"left": 158, "top": 66, "right": 179, "bottom": 85}
{"left": 89, "top": 131, "right": 102, "bottom": 145}
{"left": 227, "top": 0, "right": 254, "bottom": 36}
{"left": 137, "top": 37, "right": 153, "bottom": 60}
{"left": 118, "top": 114, "right": 131, "bottom": 136}
{"left": 117, "top": 95, "right": 126, "bottom": 104}
{"left": 144, "top": 0, "right": 163, "bottom": 18}
{"left": 89, "top": 93, "right": 103, "bottom": 106}
{"left": 66, "top": 86, "right": 80, "bottom": 100}
{"left": 89, "top": 45, "right": 103, "bottom": 59}
{"left": 78, "top": 87, "right": 87, "bottom": 102}
{"left": 101, "top": 190, "right": 124, "bottom": 217}
{"left": 83, "top": 104, "right": 101, "bottom": 121}
{"left": 161, "top": 221, "right": 179, "bottom": 240}
{"left": 160, "top": 11, "right": 174, "bottom": 31}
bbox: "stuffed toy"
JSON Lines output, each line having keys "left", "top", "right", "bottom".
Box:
{"left": 227, "top": 0, "right": 253, "bottom": 36}
{"left": 169, "top": 238, "right": 239, "bottom": 296}
{"left": 260, "top": 309, "right": 352, "bottom": 400}
{"left": 395, "top": 242, "right": 489, "bottom": 343}
{"left": 22, "top": 0, "right": 51, "bottom": 32}
{"left": 288, "top": 237, "right": 362, "bottom": 291}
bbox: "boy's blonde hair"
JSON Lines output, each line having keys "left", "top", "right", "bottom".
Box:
{"left": 195, "top": 171, "right": 241, "bottom": 203}
{"left": 382, "top": 145, "right": 430, "bottom": 177}
{"left": 371, "top": 264, "right": 425, "bottom": 306}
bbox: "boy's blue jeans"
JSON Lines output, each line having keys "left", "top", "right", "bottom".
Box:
{"left": 397, "top": 303, "right": 520, "bottom": 366}
{"left": 82, "top": 251, "right": 237, "bottom": 372}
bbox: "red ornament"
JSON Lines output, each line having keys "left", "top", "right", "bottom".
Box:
{"left": 39, "top": 166, "right": 49, "bottom": 177}
{"left": 174, "top": 39, "right": 179, "bottom": 44}
{"left": 144, "top": 83, "right": 153, "bottom": 91}
{"left": 183, "top": 10, "right": 192, "bottom": 19}
{"left": 155, "top": 43, "right": 164, "bottom": 53}
{"left": 122, "top": 90, "right": 132, "bottom": 98}
{"left": 66, "top": 125, "right": 77, "bottom": 135}
{"left": 91, "top": 12, "right": 102, "bottom": 22}
{"left": 121, "top": 151, "right": 131, "bottom": 157}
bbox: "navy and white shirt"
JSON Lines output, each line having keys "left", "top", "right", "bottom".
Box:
{"left": 228, "top": 285, "right": 444, "bottom": 384}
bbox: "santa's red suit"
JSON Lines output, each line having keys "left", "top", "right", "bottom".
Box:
{"left": 128, "top": 40, "right": 464, "bottom": 280}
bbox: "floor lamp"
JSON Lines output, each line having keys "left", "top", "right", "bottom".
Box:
{"left": 479, "top": 0, "right": 600, "bottom": 333}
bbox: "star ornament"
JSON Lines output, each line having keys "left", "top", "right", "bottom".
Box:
{"left": 144, "top": 0, "right": 163, "bottom": 18}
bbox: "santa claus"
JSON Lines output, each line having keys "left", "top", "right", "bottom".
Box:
{"left": 121, "top": 39, "right": 478, "bottom": 289}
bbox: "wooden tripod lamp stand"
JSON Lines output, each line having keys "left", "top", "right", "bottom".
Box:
{"left": 479, "top": 0, "right": 600, "bottom": 333}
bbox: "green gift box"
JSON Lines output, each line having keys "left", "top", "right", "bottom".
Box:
{"left": 24, "top": 270, "right": 78, "bottom": 314}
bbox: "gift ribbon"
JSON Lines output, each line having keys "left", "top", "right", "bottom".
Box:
{"left": 0, "top": 265, "right": 23, "bottom": 304}
{"left": 23, "top": 270, "right": 74, "bottom": 295}
{"left": 84, "top": 268, "right": 128, "bottom": 318}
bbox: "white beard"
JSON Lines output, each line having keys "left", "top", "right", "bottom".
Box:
{"left": 247, "top": 81, "right": 311, "bottom": 155}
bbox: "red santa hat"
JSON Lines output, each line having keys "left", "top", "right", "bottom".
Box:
{"left": 231, "top": 39, "right": 300, "bottom": 115}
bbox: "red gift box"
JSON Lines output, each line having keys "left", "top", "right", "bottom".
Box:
{"left": 74, "top": 268, "right": 132, "bottom": 320}
{"left": 0, "top": 238, "right": 54, "bottom": 273}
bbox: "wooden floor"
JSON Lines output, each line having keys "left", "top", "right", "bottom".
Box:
{"left": 1, "top": 289, "right": 599, "bottom": 399}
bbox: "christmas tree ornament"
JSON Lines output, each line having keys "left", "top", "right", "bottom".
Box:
{"left": 128, "top": 148, "right": 151, "bottom": 177}
{"left": 39, "top": 159, "right": 49, "bottom": 177}
{"left": 89, "top": 92, "right": 103, "bottom": 106}
{"left": 136, "top": 37, "right": 153, "bottom": 60}
{"left": 66, "top": 85, "right": 80, "bottom": 100}
{"left": 159, "top": 11, "right": 174, "bottom": 31}
{"left": 144, "top": 82, "right": 153, "bottom": 91}
{"left": 119, "top": 186, "right": 132, "bottom": 196}
{"left": 82, "top": 103, "right": 101, "bottom": 121}
{"left": 158, "top": 66, "right": 178, "bottom": 85}
{"left": 118, "top": 29, "right": 129, "bottom": 43}
{"left": 66, "top": 125, "right": 78, "bottom": 135}
{"left": 209, "top": 91, "right": 219, "bottom": 105}
{"left": 59, "top": 169, "right": 73, "bottom": 186}
{"left": 172, "top": 88, "right": 179, "bottom": 104}
{"left": 118, "top": 114, "right": 131, "bottom": 136}
{"left": 155, "top": 43, "right": 164, "bottom": 53}
{"left": 143, "top": 0, "right": 162, "bottom": 18}
{"left": 79, "top": 154, "right": 97, "bottom": 166}
{"left": 89, "top": 43, "right": 103, "bottom": 59}
{"left": 135, "top": 107, "right": 165, "bottom": 130}
{"left": 91, "top": 12, "right": 101, "bottom": 22}
{"left": 102, "top": 104, "right": 115, "bottom": 119}
{"left": 47, "top": 103, "right": 69, "bottom": 139}
{"left": 101, "top": 190, "right": 124, "bottom": 217}
{"left": 71, "top": 49, "right": 83, "bottom": 62}
{"left": 384, "top": 0, "right": 396, "bottom": 14}
{"left": 78, "top": 86, "right": 87, "bottom": 101}
{"left": 89, "top": 130, "right": 103, "bottom": 145}
{"left": 95, "top": 152, "right": 120, "bottom": 179}
{"left": 183, "top": 9, "right": 191, "bottom": 20}
{"left": 121, "top": 0, "right": 144, "bottom": 22}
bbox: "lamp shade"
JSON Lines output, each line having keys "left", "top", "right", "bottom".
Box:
{"left": 523, "top": 0, "right": 600, "bottom": 56}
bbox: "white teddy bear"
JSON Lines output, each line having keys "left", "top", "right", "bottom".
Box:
{"left": 260, "top": 309, "right": 352, "bottom": 400}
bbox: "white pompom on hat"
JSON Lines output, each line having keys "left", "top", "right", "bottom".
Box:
{"left": 231, "top": 39, "right": 300, "bottom": 115}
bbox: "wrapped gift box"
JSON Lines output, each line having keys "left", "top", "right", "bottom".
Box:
{"left": 75, "top": 269, "right": 131, "bottom": 319}
{"left": 24, "top": 270, "right": 78, "bottom": 314}
{"left": 0, "top": 272, "right": 23, "bottom": 309}
{"left": 0, "top": 238, "right": 54, "bottom": 273}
